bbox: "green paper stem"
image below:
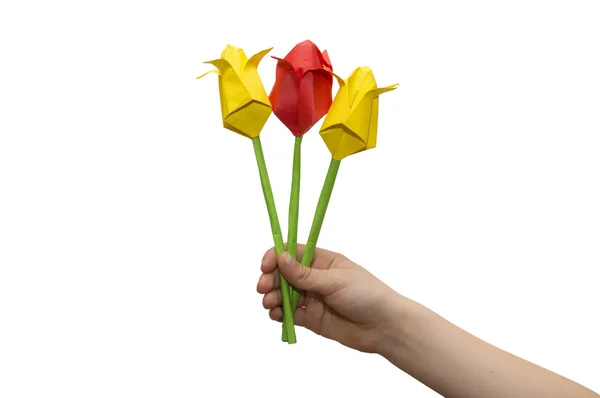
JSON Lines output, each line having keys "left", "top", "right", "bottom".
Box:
{"left": 291, "top": 157, "right": 341, "bottom": 312}
{"left": 252, "top": 136, "right": 296, "bottom": 344}
{"left": 282, "top": 135, "right": 302, "bottom": 342}
{"left": 287, "top": 137, "right": 302, "bottom": 267}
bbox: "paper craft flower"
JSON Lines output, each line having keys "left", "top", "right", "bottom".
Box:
{"left": 320, "top": 66, "right": 398, "bottom": 160}
{"left": 197, "top": 44, "right": 273, "bottom": 138}
{"left": 289, "top": 66, "right": 398, "bottom": 313}
{"left": 197, "top": 44, "right": 298, "bottom": 344}
{"left": 267, "top": 41, "right": 336, "bottom": 342}
{"left": 269, "top": 40, "right": 333, "bottom": 136}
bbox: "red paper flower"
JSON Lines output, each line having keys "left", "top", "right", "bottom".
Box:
{"left": 269, "top": 40, "right": 333, "bottom": 136}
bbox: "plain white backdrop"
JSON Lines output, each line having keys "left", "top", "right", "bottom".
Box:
{"left": 1, "top": 0, "right": 599, "bottom": 396}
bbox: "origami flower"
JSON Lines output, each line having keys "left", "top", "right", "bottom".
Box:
{"left": 197, "top": 45, "right": 298, "bottom": 343}
{"left": 198, "top": 45, "right": 273, "bottom": 139}
{"left": 269, "top": 40, "right": 333, "bottom": 136}
{"left": 289, "top": 67, "right": 398, "bottom": 314}
{"left": 267, "top": 41, "right": 336, "bottom": 342}
{"left": 320, "top": 66, "right": 398, "bottom": 160}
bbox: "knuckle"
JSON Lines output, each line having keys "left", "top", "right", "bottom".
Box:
{"left": 297, "top": 266, "right": 312, "bottom": 283}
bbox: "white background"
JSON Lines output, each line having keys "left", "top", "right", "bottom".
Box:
{"left": 1, "top": 0, "right": 599, "bottom": 396}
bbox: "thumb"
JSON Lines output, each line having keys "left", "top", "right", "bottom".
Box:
{"left": 278, "top": 252, "right": 338, "bottom": 296}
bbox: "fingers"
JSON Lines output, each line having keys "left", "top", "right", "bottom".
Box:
{"left": 256, "top": 270, "right": 280, "bottom": 294}
{"left": 277, "top": 252, "right": 342, "bottom": 296}
{"left": 262, "top": 288, "right": 307, "bottom": 309}
{"left": 261, "top": 247, "right": 278, "bottom": 273}
{"left": 261, "top": 244, "right": 338, "bottom": 273}
{"left": 269, "top": 307, "right": 307, "bottom": 328}
{"left": 263, "top": 289, "right": 282, "bottom": 309}
{"left": 268, "top": 307, "right": 282, "bottom": 321}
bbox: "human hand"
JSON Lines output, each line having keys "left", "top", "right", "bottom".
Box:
{"left": 257, "top": 247, "right": 600, "bottom": 398}
{"left": 256, "top": 244, "right": 402, "bottom": 353}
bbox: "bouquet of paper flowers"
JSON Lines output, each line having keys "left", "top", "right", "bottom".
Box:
{"left": 197, "top": 40, "right": 398, "bottom": 344}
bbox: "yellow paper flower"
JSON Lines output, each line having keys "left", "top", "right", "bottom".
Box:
{"left": 319, "top": 66, "right": 398, "bottom": 160}
{"left": 198, "top": 45, "right": 273, "bottom": 138}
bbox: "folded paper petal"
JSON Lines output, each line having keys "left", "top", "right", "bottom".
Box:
{"left": 269, "top": 58, "right": 300, "bottom": 135}
{"left": 283, "top": 40, "right": 326, "bottom": 75}
{"left": 321, "top": 50, "right": 332, "bottom": 70}
{"left": 330, "top": 70, "right": 346, "bottom": 88}
{"left": 220, "top": 45, "right": 248, "bottom": 76}
{"left": 196, "top": 69, "right": 219, "bottom": 79}
{"left": 242, "top": 48, "right": 273, "bottom": 106}
{"left": 297, "top": 68, "right": 334, "bottom": 135}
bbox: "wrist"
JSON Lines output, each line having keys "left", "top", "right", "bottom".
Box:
{"left": 376, "top": 293, "right": 422, "bottom": 360}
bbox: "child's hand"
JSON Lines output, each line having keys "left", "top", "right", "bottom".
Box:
{"left": 257, "top": 245, "right": 401, "bottom": 353}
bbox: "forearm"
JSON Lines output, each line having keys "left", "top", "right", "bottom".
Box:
{"left": 377, "top": 295, "right": 598, "bottom": 398}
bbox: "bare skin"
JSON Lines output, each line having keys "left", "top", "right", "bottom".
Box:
{"left": 257, "top": 244, "right": 599, "bottom": 398}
